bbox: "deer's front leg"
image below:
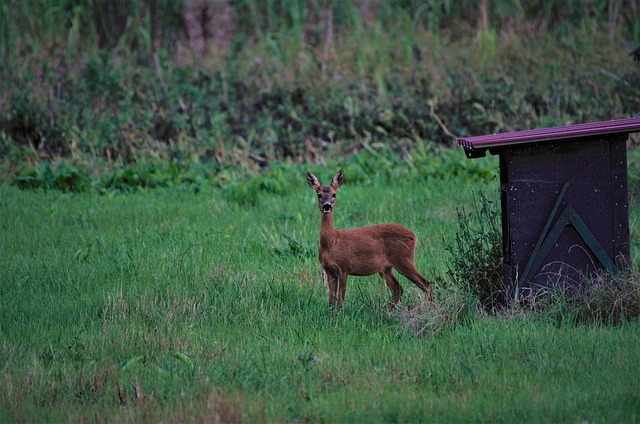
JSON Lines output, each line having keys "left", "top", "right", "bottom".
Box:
{"left": 326, "top": 271, "right": 339, "bottom": 308}
{"left": 337, "top": 274, "right": 348, "bottom": 305}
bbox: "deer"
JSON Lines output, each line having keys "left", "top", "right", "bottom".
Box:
{"left": 306, "top": 168, "right": 433, "bottom": 310}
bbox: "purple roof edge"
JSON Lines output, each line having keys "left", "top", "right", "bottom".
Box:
{"left": 458, "top": 117, "right": 640, "bottom": 150}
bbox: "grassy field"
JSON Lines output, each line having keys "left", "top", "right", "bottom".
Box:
{"left": 2, "top": 1, "right": 640, "bottom": 421}
{"left": 1, "top": 151, "right": 639, "bottom": 422}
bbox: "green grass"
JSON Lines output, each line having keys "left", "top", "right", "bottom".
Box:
{"left": 1, "top": 158, "right": 639, "bottom": 422}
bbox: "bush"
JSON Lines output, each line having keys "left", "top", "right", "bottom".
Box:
{"left": 11, "top": 160, "right": 208, "bottom": 193}
{"left": 12, "top": 162, "right": 91, "bottom": 192}
{"left": 445, "top": 191, "right": 506, "bottom": 312}
{"left": 2, "top": 2, "right": 639, "bottom": 179}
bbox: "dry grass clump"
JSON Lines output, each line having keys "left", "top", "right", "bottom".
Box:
{"left": 394, "top": 288, "right": 480, "bottom": 338}
{"left": 396, "top": 267, "right": 640, "bottom": 338}
{"left": 529, "top": 269, "right": 640, "bottom": 326}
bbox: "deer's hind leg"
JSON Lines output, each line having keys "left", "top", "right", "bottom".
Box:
{"left": 395, "top": 263, "right": 433, "bottom": 301}
{"left": 380, "top": 267, "right": 403, "bottom": 309}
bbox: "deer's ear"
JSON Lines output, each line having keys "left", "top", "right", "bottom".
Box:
{"left": 332, "top": 169, "right": 344, "bottom": 189}
{"left": 306, "top": 172, "right": 321, "bottom": 190}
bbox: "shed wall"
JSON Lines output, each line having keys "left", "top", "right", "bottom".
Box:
{"left": 500, "top": 135, "right": 629, "bottom": 291}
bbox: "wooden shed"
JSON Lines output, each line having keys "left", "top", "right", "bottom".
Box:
{"left": 458, "top": 117, "right": 640, "bottom": 298}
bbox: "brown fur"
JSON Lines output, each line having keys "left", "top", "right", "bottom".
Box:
{"left": 306, "top": 169, "right": 432, "bottom": 309}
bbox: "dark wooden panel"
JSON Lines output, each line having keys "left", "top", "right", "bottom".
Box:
{"left": 499, "top": 136, "right": 629, "bottom": 290}
{"left": 609, "top": 137, "right": 630, "bottom": 265}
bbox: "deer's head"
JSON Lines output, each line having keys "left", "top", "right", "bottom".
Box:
{"left": 306, "top": 169, "right": 344, "bottom": 214}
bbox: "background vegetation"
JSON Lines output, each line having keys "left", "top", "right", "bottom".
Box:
{"left": 2, "top": 0, "right": 640, "bottom": 421}
{"left": 1, "top": 0, "right": 639, "bottom": 183}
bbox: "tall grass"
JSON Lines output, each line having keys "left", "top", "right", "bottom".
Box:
{"left": 0, "top": 0, "right": 183, "bottom": 60}
{"left": 3, "top": 1, "right": 637, "bottom": 60}
{"left": 528, "top": 269, "right": 640, "bottom": 326}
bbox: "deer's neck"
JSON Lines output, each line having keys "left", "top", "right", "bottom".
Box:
{"left": 319, "top": 211, "right": 337, "bottom": 248}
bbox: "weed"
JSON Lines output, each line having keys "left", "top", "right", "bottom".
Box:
{"left": 11, "top": 160, "right": 208, "bottom": 193}
{"left": 274, "top": 234, "right": 315, "bottom": 259}
{"left": 12, "top": 162, "right": 91, "bottom": 192}
{"left": 445, "top": 190, "right": 506, "bottom": 312}
{"left": 442, "top": 186, "right": 640, "bottom": 324}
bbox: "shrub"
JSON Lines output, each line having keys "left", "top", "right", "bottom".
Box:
{"left": 11, "top": 160, "right": 208, "bottom": 193}
{"left": 12, "top": 162, "right": 91, "bottom": 192}
{"left": 445, "top": 190, "right": 506, "bottom": 312}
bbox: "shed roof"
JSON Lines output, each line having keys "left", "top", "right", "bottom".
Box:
{"left": 458, "top": 117, "right": 640, "bottom": 158}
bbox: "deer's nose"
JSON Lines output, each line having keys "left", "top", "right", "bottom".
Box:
{"left": 322, "top": 203, "right": 332, "bottom": 213}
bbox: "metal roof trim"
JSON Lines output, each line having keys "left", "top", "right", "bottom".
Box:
{"left": 458, "top": 117, "right": 640, "bottom": 152}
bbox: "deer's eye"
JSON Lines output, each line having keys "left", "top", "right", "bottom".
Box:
{"left": 332, "top": 194, "right": 336, "bottom": 198}
{"left": 317, "top": 194, "right": 322, "bottom": 199}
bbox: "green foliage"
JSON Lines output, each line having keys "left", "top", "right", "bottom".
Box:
{"left": 6, "top": 139, "right": 497, "bottom": 199}
{"left": 1, "top": 2, "right": 639, "bottom": 420}
{"left": 444, "top": 186, "right": 640, "bottom": 324}
{"left": 274, "top": 234, "right": 315, "bottom": 259}
{"left": 1, "top": 2, "right": 639, "bottom": 180}
{"left": 445, "top": 190, "right": 506, "bottom": 312}
{"left": 12, "top": 160, "right": 209, "bottom": 193}
{"left": 3, "top": 0, "right": 637, "bottom": 64}
{"left": 0, "top": 0, "right": 182, "bottom": 60}
{"left": 12, "top": 162, "right": 91, "bottom": 192}
{"left": 100, "top": 161, "right": 208, "bottom": 193}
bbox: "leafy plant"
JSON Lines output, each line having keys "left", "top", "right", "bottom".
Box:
{"left": 445, "top": 190, "right": 506, "bottom": 312}
{"left": 274, "top": 234, "right": 315, "bottom": 259}
{"left": 11, "top": 160, "right": 208, "bottom": 193}
{"left": 12, "top": 162, "right": 91, "bottom": 192}
{"left": 2, "top": 1, "right": 639, "bottom": 179}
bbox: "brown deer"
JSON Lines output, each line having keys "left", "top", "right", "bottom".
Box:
{"left": 306, "top": 169, "right": 432, "bottom": 309}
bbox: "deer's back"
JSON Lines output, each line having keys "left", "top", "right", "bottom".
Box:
{"left": 342, "top": 223, "right": 416, "bottom": 246}
{"left": 320, "top": 223, "right": 417, "bottom": 276}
